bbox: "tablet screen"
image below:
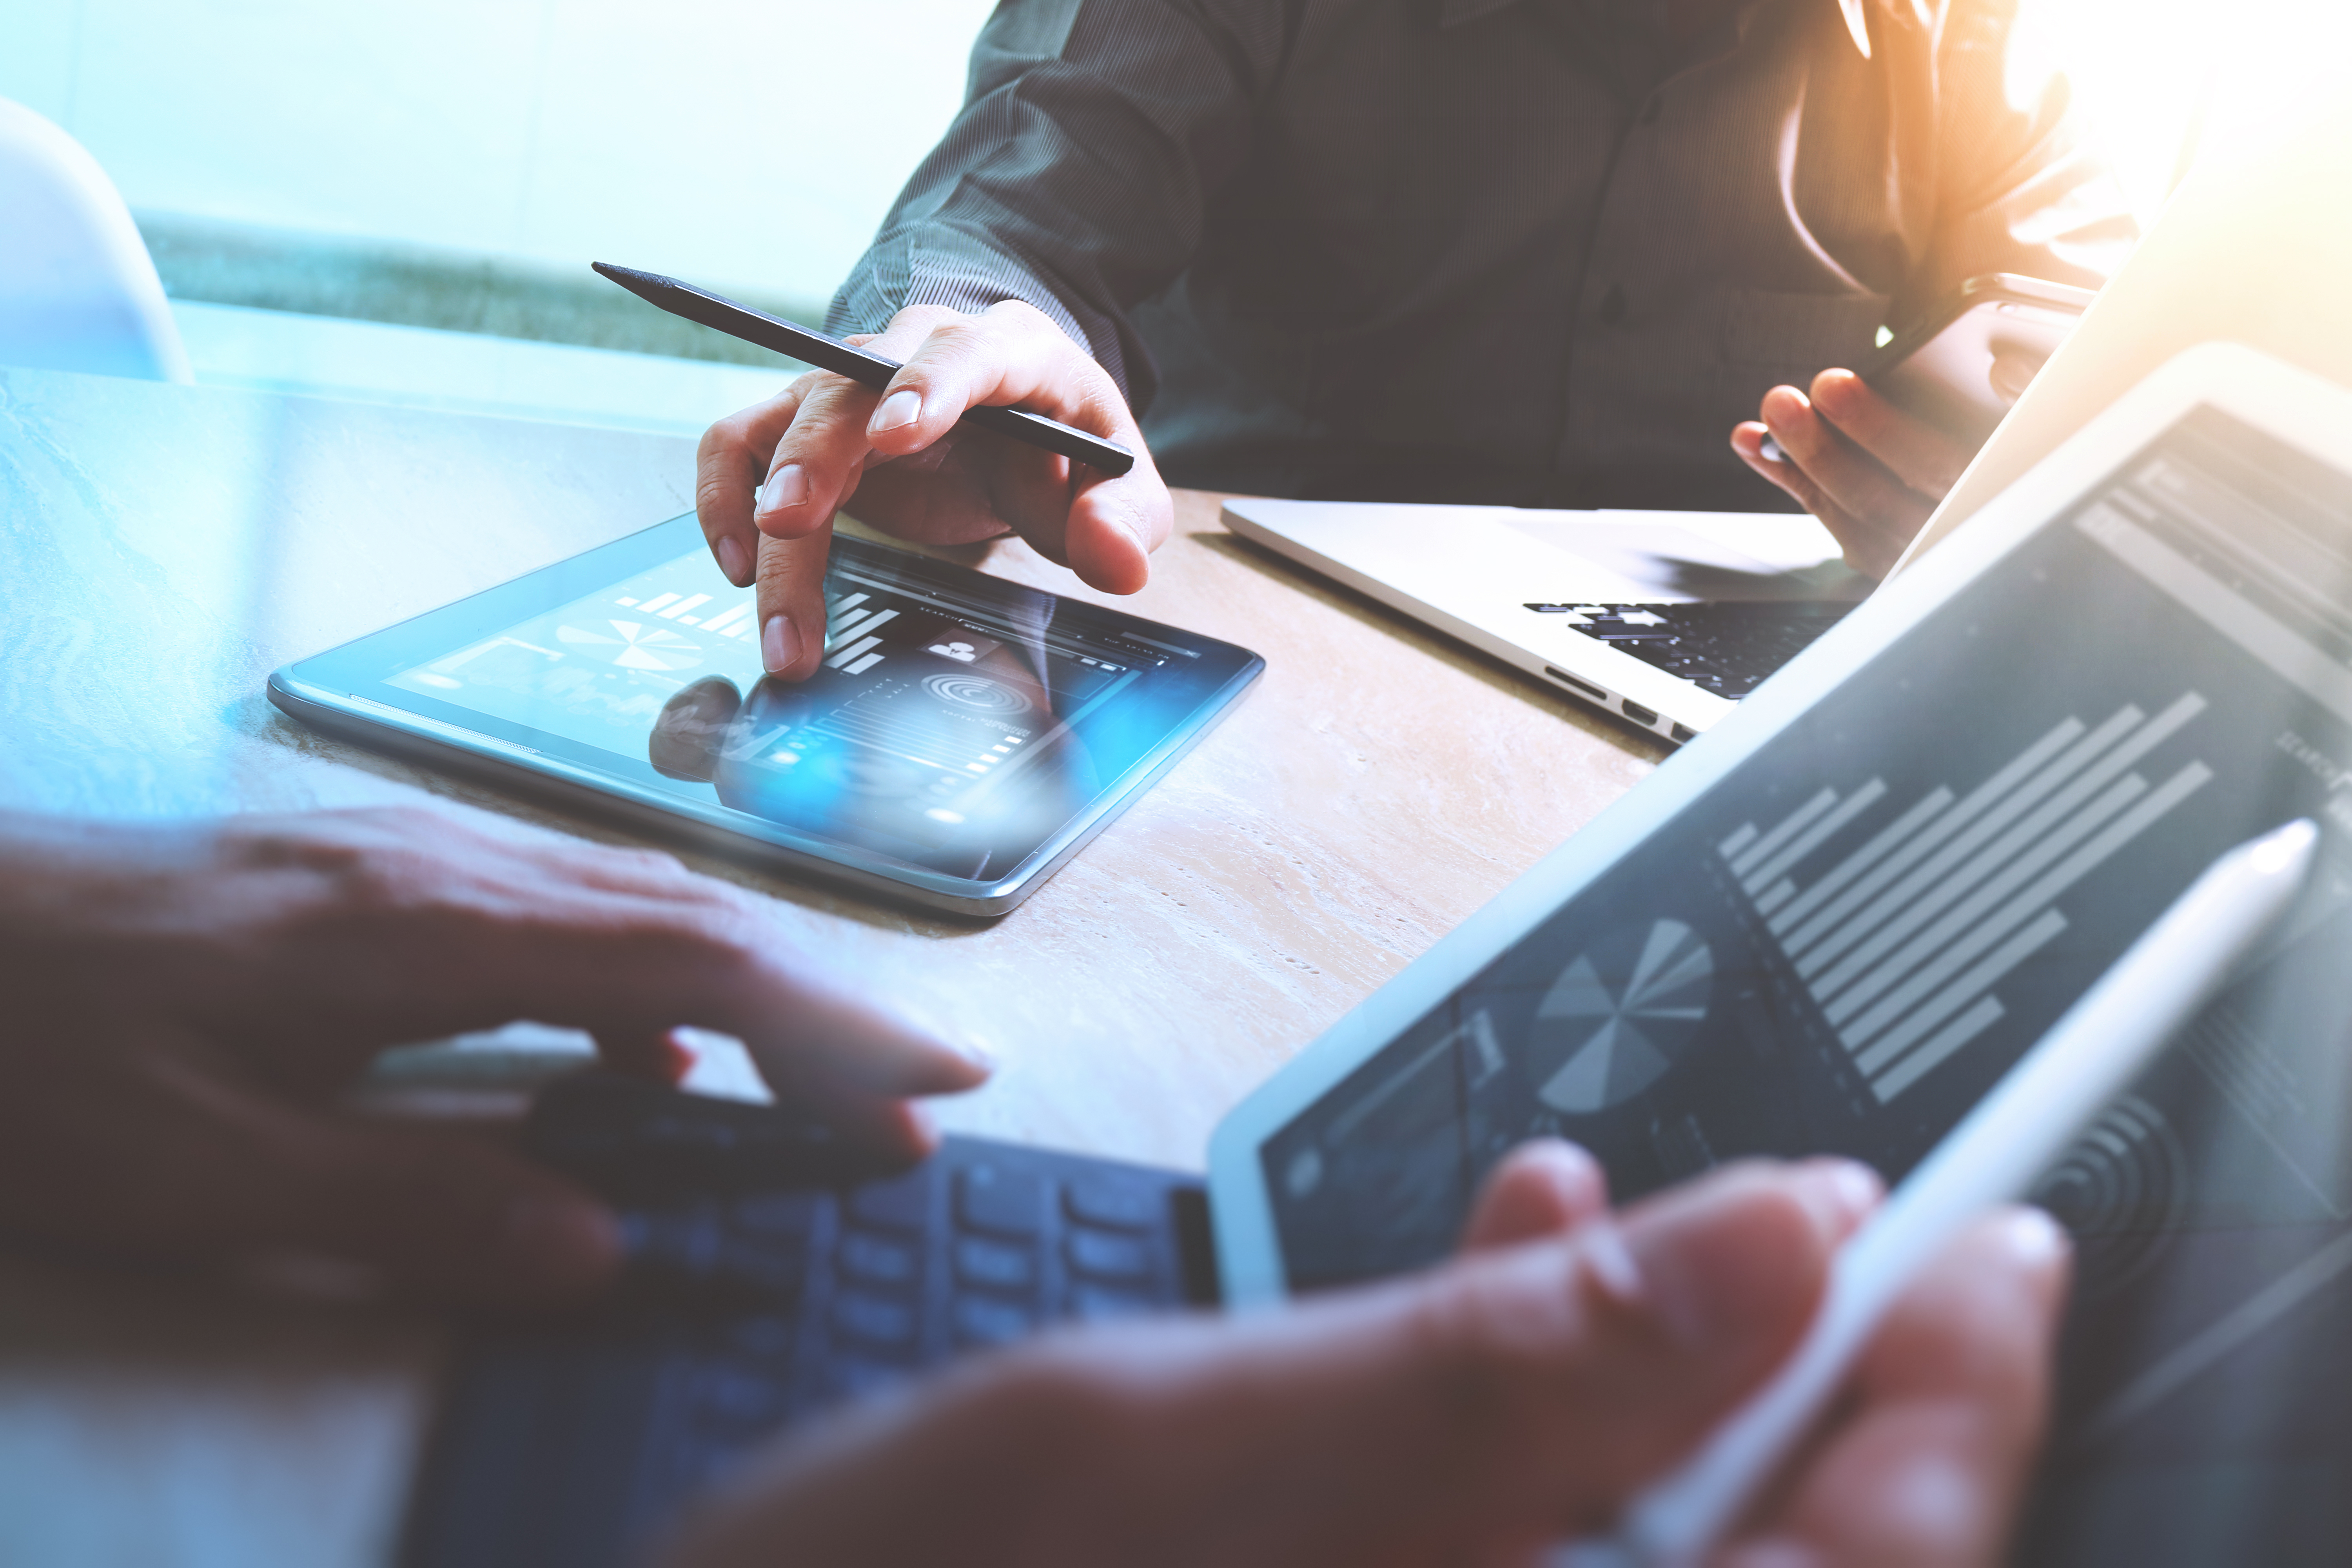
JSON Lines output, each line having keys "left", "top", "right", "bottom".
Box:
{"left": 1264, "top": 407, "right": 2352, "bottom": 1551}
{"left": 297, "top": 522, "right": 1258, "bottom": 890}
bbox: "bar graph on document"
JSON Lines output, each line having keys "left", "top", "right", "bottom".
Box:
{"left": 1717, "top": 693, "right": 2214, "bottom": 1103}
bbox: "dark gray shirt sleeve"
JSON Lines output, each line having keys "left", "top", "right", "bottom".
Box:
{"left": 827, "top": 0, "right": 1279, "bottom": 412}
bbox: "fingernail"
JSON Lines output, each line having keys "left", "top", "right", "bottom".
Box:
{"left": 759, "top": 463, "right": 809, "bottom": 514}
{"left": 1715, "top": 1541, "right": 1824, "bottom": 1568}
{"left": 871, "top": 388, "right": 922, "bottom": 433}
{"left": 762, "top": 614, "right": 801, "bottom": 674}
{"left": 1817, "top": 1158, "right": 1885, "bottom": 1227}
{"left": 1879, "top": 1455, "right": 1978, "bottom": 1544}
{"left": 1581, "top": 1218, "right": 1647, "bottom": 1308}
{"left": 505, "top": 1196, "right": 620, "bottom": 1288}
{"left": 955, "top": 1037, "right": 999, "bottom": 1073}
{"left": 2002, "top": 1206, "right": 2071, "bottom": 1269}
{"left": 715, "top": 534, "right": 749, "bottom": 584}
{"left": 657, "top": 1033, "right": 699, "bottom": 1085}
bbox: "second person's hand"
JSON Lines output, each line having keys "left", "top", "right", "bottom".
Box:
{"left": 1731, "top": 368, "right": 1978, "bottom": 579}
{"left": 696, "top": 301, "right": 1173, "bottom": 680}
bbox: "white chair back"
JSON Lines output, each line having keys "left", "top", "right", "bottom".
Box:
{"left": 0, "top": 99, "right": 191, "bottom": 383}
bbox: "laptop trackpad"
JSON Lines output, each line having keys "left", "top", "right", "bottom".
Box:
{"left": 1501, "top": 516, "right": 1869, "bottom": 602}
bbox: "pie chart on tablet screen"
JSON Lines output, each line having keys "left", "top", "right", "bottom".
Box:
{"left": 1532, "top": 918, "right": 1713, "bottom": 1113}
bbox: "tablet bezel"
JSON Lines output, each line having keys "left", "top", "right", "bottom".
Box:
{"left": 267, "top": 516, "right": 1264, "bottom": 917}
{"left": 1206, "top": 341, "right": 2352, "bottom": 1304}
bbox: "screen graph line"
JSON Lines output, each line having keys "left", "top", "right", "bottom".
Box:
{"left": 1802, "top": 695, "right": 2206, "bottom": 989}
{"left": 1717, "top": 693, "right": 2212, "bottom": 1102}
{"left": 1765, "top": 788, "right": 1953, "bottom": 936}
{"left": 701, "top": 600, "right": 753, "bottom": 634}
{"left": 826, "top": 634, "right": 886, "bottom": 670}
{"left": 1793, "top": 706, "right": 2149, "bottom": 978}
{"left": 1746, "top": 780, "right": 1889, "bottom": 913}
{"left": 1778, "top": 717, "right": 2087, "bottom": 962}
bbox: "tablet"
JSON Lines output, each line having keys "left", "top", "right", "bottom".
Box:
{"left": 268, "top": 516, "right": 1263, "bottom": 915}
{"left": 1210, "top": 342, "right": 2352, "bottom": 1315}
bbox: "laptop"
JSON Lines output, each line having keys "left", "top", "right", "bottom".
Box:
{"left": 403, "top": 343, "right": 2352, "bottom": 1568}
{"left": 1220, "top": 499, "right": 1869, "bottom": 743}
{"left": 1223, "top": 87, "right": 2352, "bottom": 750}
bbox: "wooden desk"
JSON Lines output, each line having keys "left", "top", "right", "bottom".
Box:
{"left": 0, "top": 367, "right": 1660, "bottom": 1566}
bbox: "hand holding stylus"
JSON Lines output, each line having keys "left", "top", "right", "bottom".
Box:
{"left": 694, "top": 300, "right": 1172, "bottom": 680}
{"left": 1573, "top": 818, "right": 2318, "bottom": 1568}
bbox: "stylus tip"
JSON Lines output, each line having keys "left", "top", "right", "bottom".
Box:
{"left": 2249, "top": 817, "right": 2319, "bottom": 877}
{"left": 592, "top": 261, "right": 669, "bottom": 293}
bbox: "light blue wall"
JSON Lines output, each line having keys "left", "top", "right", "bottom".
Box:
{"left": 0, "top": 0, "right": 996, "bottom": 307}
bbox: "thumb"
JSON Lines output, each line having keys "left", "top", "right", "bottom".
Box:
{"left": 988, "top": 1158, "right": 1889, "bottom": 1567}
{"left": 1412, "top": 1157, "right": 1883, "bottom": 1538}
{"left": 1459, "top": 1138, "right": 1611, "bottom": 1253}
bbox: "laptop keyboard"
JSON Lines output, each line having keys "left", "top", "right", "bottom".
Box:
{"left": 1525, "top": 601, "right": 1858, "bottom": 698}
{"left": 400, "top": 1076, "right": 1210, "bottom": 1568}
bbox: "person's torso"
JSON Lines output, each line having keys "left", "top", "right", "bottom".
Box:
{"left": 1139, "top": 0, "right": 1943, "bottom": 509}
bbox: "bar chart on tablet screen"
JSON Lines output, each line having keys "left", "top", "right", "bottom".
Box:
{"left": 1715, "top": 691, "right": 2213, "bottom": 1103}
{"left": 614, "top": 587, "right": 757, "bottom": 636}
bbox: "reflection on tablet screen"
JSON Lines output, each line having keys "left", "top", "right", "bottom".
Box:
{"left": 385, "top": 541, "right": 1185, "bottom": 879}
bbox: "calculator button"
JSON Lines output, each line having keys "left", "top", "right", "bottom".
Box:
{"left": 821, "top": 1356, "right": 910, "bottom": 1404}
{"left": 715, "top": 1234, "right": 805, "bottom": 1298}
{"left": 730, "top": 1192, "right": 818, "bottom": 1238}
{"left": 836, "top": 1230, "right": 921, "bottom": 1289}
{"left": 829, "top": 1292, "right": 918, "bottom": 1354}
{"left": 1066, "top": 1228, "right": 1151, "bottom": 1283}
{"left": 722, "top": 1314, "right": 795, "bottom": 1363}
{"left": 1064, "top": 1174, "right": 1158, "bottom": 1232}
{"left": 952, "top": 1295, "right": 1037, "bottom": 1348}
{"left": 621, "top": 1206, "right": 723, "bottom": 1276}
{"left": 690, "top": 1363, "right": 791, "bottom": 1437}
{"left": 955, "top": 1165, "right": 1045, "bottom": 1237}
{"left": 953, "top": 1236, "right": 1038, "bottom": 1294}
{"left": 847, "top": 1170, "right": 930, "bottom": 1231}
{"left": 1070, "top": 1285, "right": 1156, "bottom": 1321}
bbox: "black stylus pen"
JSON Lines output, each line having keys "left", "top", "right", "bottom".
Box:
{"left": 593, "top": 262, "right": 1136, "bottom": 477}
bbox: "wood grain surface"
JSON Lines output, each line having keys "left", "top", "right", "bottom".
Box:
{"left": 0, "top": 365, "right": 1662, "bottom": 1567}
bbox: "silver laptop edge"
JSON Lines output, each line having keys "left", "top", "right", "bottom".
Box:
{"left": 1221, "top": 499, "right": 1862, "bottom": 742}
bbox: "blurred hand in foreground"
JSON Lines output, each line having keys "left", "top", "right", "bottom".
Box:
{"left": 0, "top": 806, "right": 987, "bottom": 1306}
{"left": 670, "top": 1141, "right": 2069, "bottom": 1568}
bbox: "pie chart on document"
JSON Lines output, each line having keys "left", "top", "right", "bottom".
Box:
{"left": 558, "top": 619, "right": 703, "bottom": 673}
{"left": 1532, "top": 918, "right": 1714, "bottom": 1113}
